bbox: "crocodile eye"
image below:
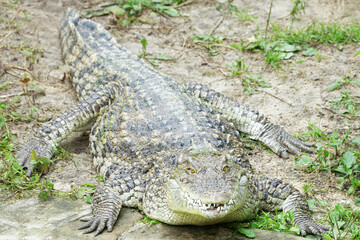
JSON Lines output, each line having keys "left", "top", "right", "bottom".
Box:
{"left": 222, "top": 166, "right": 230, "bottom": 172}
{"left": 186, "top": 167, "right": 196, "bottom": 174}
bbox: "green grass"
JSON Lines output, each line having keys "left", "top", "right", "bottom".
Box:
{"left": 17, "top": 39, "right": 44, "bottom": 66}
{"left": 236, "top": 200, "right": 360, "bottom": 240}
{"left": 191, "top": 34, "right": 225, "bottom": 56}
{"left": 227, "top": 58, "right": 248, "bottom": 76}
{"left": 289, "top": 0, "right": 306, "bottom": 23}
{"left": 297, "top": 123, "right": 360, "bottom": 193}
{"left": 241, "top": 21, "right": 360, "bottom": 68}
{"left": 269, "top": 21, "right": 360, "bottom": 46}
{"left": 229, "top": 4, "right": 257, "bottom": 22}
{"left": 249, "top": 211, "right": 301, "bottom": 235}
{"left": 141, "top": 216, "right": 161, "bottom": 226}
{"left": 215, "top": 1, "right": 256, "bottom": 22}
{"left": 240, "top": 74, "right": 272, "bottom": 95}
{"left": 137, "top": 37, "right": 174, "bottom": 66}
{"left": 326, "top": 76, "right": 360, "bottom": 92}
{"left": 0, "top": 99, "right": 93, "bottom": 201}
{"left": 330, "top": 92, "right": 360, "bottom": 118}
{"left": 82, "top": 0, "right": 188, "bottom": 26}
{"left": 230, "top": 194, "right": 360, "bottom": 239}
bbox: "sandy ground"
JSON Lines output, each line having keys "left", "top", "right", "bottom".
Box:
{"left": 1, "top": 0, "right": 360, "bottom": 233}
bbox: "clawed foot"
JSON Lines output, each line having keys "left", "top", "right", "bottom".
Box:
{"left": 79, "top": 214, "right": 116, "bottom": 236}
{"left": 15, "top": 138, "right": 53, "bottom": 177}
{"left": 297, "top": 219, "right": 329, "bottom": 236}
{"left": 276, "top": 129, "right": 315, "bottom": 159}
{"left": 78, "top": 192, "right": 122, "bottom": 236}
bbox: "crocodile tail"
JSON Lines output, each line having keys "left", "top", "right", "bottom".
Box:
{"left": 61, "top": 8, "right": 80, "bottom": 26}
{"left": 59, "top": 8, "right": 80, "bottom": 38}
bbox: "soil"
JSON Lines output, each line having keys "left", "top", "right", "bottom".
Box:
{"left": 1, "top": 0, "right": 360, "bottom": 237}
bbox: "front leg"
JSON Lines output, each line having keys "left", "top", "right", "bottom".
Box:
{"left": 252, "top": 177, "right": 329, "bottom": 236}
{"left": 79, "top": 166, "right": 146, "bottom": 235}
{"left": 15, "top": 83, "right": 120, "bottom": 176}
{"left": 79, "top": 181, "right": 122, "bottom": 236}
{"left": 186, "top": 83, "right": 314, "bottom": 158}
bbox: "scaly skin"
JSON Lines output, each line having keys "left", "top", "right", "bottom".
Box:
{"left": 15, "top": 8, "right": 328, "bottom": 237}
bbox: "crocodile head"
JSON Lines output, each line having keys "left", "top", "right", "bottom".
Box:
{"left": 163, "top": 152, "right": 250, "bottom": 224}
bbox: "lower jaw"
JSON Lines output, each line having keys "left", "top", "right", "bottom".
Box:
{"left": 162, "top": 212, "right": 235, "bottom": 226}
{"left": 200, "top": 209, "right": 229, "bottom": 218}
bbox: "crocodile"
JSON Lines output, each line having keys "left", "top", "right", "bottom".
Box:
{"left": 15, "top": 8, "right": 329, "bottom": 236}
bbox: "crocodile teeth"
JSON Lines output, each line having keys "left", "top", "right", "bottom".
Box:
{"left": 183, "top": 191, "right": 236, "bottom": 214}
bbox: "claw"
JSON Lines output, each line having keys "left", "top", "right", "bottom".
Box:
{"left": 78, "top": 220, "right": 93, "bottom": 230}
{"left": 276, "top": 131, "right": 315, "bottom": 158}
{"left": 298, "top": 220, "right": 329, "bottom": 236}
{"left": 107, "top": 218, "right": 114, "bottom": 232}
{"left": 280, "top": 150, "right": 289, "bottom": 159}
{"left": 79, "top": 216, "right": 93, "bottom": 222}
{"left": 94, "top": 220, "right": 106, "bottom": 236}
{"left": 79, "top": 214, "right": 115, "bottom": 235}
{"left": 83, "top": 218, "right": 100, "bottom": 234}
{"left": 26, "top": 164, "right": 34, "bottom": 177}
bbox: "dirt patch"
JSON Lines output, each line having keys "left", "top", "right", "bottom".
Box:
{"left": 1, "top": 0, "right": 359, "bottom": 236}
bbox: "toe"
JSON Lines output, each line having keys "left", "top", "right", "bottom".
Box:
{"left": 107, "top": 218, "right": 115, "bottom": 232}
{"left": 83, "top": 218, "right": 100, "bottom": 234}
{"left": 78, "top": 221, "right": 93, "bottom": 230}
{"left": 94, "top": 220, "right": 106, "bottom": 236}
{"left": 79, "top": 216, "right": 93, "bottom": 222}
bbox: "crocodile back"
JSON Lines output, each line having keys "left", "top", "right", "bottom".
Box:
{"left": 59, "top": 9, "right": 245, "bottom": 179}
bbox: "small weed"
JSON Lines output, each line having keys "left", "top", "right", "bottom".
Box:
{"left": 241, "top": 74, "right": 271, "bottom": 95}
{"left": 289, "top": 0, "right": 306, "bottom": 24}
{"left": 330, "top": 92, "right": 360, "bottom": 118}
{"left": 248, "top": 210, "right": 301, "bottom": 235}
{"left": 228, "top": 4, "right": 256, "bottom": 22}
{"left": 191, "top": 34, "right": 225, "bottom": 56}
{"left": 141, "top": 216, "right": 161, "bottom": 226}
{"left": 38, "top": 178, "right": 54, "bottom": 200}
{"left": 270, "top": 22, "right": 360, "bottom": 46}
{"left": 29, "top": 150, "right": 53, "bottom": 176}
{"left": 17, "top": 39, "right": 44, "bottom": 68}
{"left": 308, "top": 199, "right": 360, "bottom": 240}
{"left": 191, "top": 34, "right": 225, "bottom": 44}
{"left": 138, "top": 37, "right": 148, "bottom": 58}
{"left": 302, "top": 184, "right": 314, "bottom": 198}
{"left": 243, "top": 21, "right": 360, "bottom": 68}
{"left": 1, "top": 0, "right": 20, "bottom": 10}
{"left": 70, "top": 183, "right": 97, "bottom": 204}
{"left": 355, "top": 50, "right": 360, "bottom": 57}
{"left": 0, "top": 101, "right": 45, "bottom": 123}
{"left": 326, "top": 203, "right": 360, "bottom": 240}
{"left": 0, "top": 100, "right": 53, "bottom": 200}
{"left": 227, "top": 58, "right": 248, "bottom": 76}
{"left": 230, "top": 197, "right": 360, "bottom": 239}
{"left": 82, "top": 0, "right": 188, "bottom": 25}
{"left": 0, "top": 151, "right": 55, "bottom": 200}
{"left": 215, "top": 1, "right": 256, "bottom": 22}
{"left": 234, "top": 8, "right": 256, "bottom": 22}
{"left": 245, "top": 37, "right": 300, "bottom": 68}
{"left": 315, "top": 52, "right": 325, "bottom": 61}
{"left": 302, "top": 47, "right": 316, "bottom": 56}
{"left": 229, "top": 41, "right": 246, "bottom": 51}
{"left": 226, "top": 222, "right": 256, "bottom": 238}
{"left": 137, "top": 37, "right": 172, "bottom": 66}
{"left": 298, "top": 123, "right": 359, "bottom": 195}
{"left": 327, "top": 76, "right": 360, "bottom": 92}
